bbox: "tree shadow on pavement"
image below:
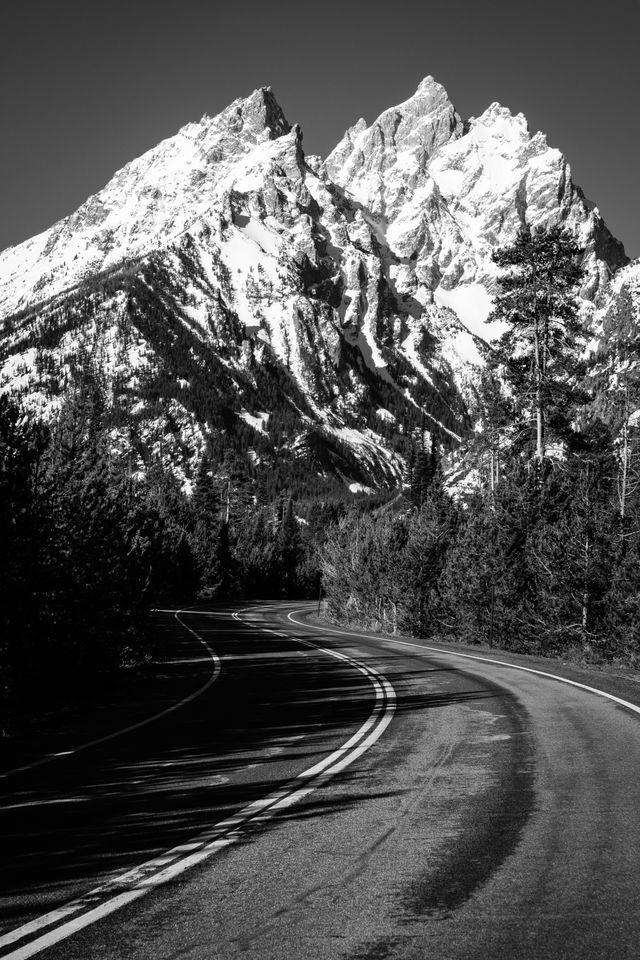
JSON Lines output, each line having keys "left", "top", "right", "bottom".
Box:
{"left": 0, "top": 602, "right": 500, "bottom": 929}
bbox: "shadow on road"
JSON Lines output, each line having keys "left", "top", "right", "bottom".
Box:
{"left": 0, "top": 602, "right": 499, "bottom": 927}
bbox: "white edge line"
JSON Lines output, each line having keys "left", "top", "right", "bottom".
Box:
{"left": 0, "top": 610, "right": 221, "bottom": 781}
{"left": 0, "top": 607, "right": 395, "bottom": 960}
{"left": 287, "top": 607, "right": 640, "bottom": 721}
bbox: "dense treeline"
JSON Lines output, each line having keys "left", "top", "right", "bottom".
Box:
{"left": 1, "top": 387, "right": 180, "bottom": 724}
{"left": 0, "top": 383, "right": 360, "bottom": 728}
{"left": 322, "top": 226, "right": 640, "bottom": 665}
{"left": 323, "top": 456, "right": 640, "bottom": 662}
{"left": 3, "top": 222, "right": 640, "bottom": 732}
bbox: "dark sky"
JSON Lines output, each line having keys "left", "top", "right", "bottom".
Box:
{"left": 1, "top": 0, "right": 638, "bottom": 256}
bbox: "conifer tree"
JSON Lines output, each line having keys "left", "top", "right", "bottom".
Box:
{"left": 474, "top": 368, "right": 513, "bottom": 491}
{"left": 190, "top": 456, "right": 223, "bottom": 595}
{"left": 400, "top": 483, "right": 457, "bottom": 636}
{"left": 215, "top": 520, "right": 232, "bottom": 600}
{"left": 0, "top": 396, "right": 51, "bottom": 724}
{"left": 488, "top": 225, "right": 586, "bottom": 465}
{"left": 233, "top": 507, "right": 277, "bottom": 596}
{"left": 405, "top": 445, "right": 416, "bottom": 503}
{"left": 279, "top": 498, "right": 302, "bottom": 596}
{"left": 410, "top": 436, "right": 439, "bottom": 508}
{"left": 593, "top": 283, "right": 640, "bottom": 524}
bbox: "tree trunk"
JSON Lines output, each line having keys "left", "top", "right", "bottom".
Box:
{"left": 536, "top": 384, "right": 544, "bottom": 463}
{"left": 620, "top": 384, "right": 629, "bottom": 521}
{"left": 489, "top": 579, "right": 495, "bottom": 648}
{"left": 581, "top": 531, "right": 590, "bottom": 646}
{"left": 533, "top": 319, "right": 545, "bottom": 463}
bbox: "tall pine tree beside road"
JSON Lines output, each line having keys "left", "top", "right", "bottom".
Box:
{"left": 488, "top": 225, "right": 586, "bottom": 465}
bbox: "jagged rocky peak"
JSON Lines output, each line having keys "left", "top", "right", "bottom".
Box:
{"left": 0, "top": 79, "right": 471, "bottom": 491}
{"left": 362, "top": 74, "right": 462, "bottom": 153}
{"left": 0, "top": 86, "right": 296, "bottom": 319}
{"left": 212, "top": 85, "right": 291, "bottom": 143}
{"left": 326, "top": 75, "right": 626, "bottom": 313}
{"left": 325, "top": 76, "right": 463, "bottom": 217}
{"left": 0, "top": 77, "right": 632, "bottom": 492}
{"left": 469, "top": 100, "right": 529, "bottom": 131}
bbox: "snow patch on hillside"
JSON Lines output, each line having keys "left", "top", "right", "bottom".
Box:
{"left": 238, "top": 409, "right": 270, "bottom": 433}
{"left": 434, "top": 283, "right": 505, "bottom": 365}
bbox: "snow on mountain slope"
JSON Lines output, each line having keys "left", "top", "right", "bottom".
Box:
{"left": 1, "top": 86, "right": 471, "bottom": 488}
{"left": 0, "top": 79, "right": 630, "bottom": 491}
{"left": 0, "top": 87, "right": 290, "bottom": 319}
{"left": 326, "top": 76, "right": 627, "bottom": 358}
{"left": 591, "top": 257, "right": 640, "bottom": 365}
{"left": 325, "top": 77, "right": 463, "bottom": 222}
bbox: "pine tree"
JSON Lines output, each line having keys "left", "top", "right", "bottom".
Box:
{"left": 593, "top": 283, "right": 640, "bottom": 524}
{"left": 399, "top": 485, "right": 458, "bottom": 636}
{"left": 405, "top": 445, "right": 416, "bottom": 503}
{"left": 488, "top": 225, "right": 586, "bottom": 466}
{"left": 190, "top": 456, "right": 223, "bottom": 595}
{"left": 215, "top": 520, "right": 232, "bottom": 600}
{"left": 439, "top": 464, "right": 539, "bottom": 651}
{"left": 0, "top": 396, "right": 52, "bottom": 726}
{"left": 474, "top": 368, "right": 513, "bottom": 492}
{"left": 410, "top": 436, "right": 439, "bottom": 508}
{"left": 279, "top": 498, "right": 302, "bottom": 597}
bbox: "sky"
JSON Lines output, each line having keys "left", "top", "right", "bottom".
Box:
{"left": 1, "top": 0, "right": 638, "bottom": 257}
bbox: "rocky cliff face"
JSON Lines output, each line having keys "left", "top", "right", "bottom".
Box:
{"left": 0, "top": 88, "right": 292, "bottom": 318}
{"left": 326, "top": 77, "right": 627, "bottom": 378}
{"left": 0, "top": 79, "right": 631, "bottom": 490}
{"left": 327, "top": 77, "right": 627, "bottom": 291}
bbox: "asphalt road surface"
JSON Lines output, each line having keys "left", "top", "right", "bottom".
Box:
{"left": 2, "top": 601, "right": 640, "bottom": 959}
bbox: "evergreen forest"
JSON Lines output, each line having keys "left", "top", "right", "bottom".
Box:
{"left": 3, "top": 226, "right": 640, "bottom": 732}
{"left": 324, "top": 227, "right": 640, "bottom": 663}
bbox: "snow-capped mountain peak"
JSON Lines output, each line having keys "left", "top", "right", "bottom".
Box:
{"left": 0, "top": 86, "right": 293, "bottom": 319}
{"left": 327, "top": 77, "right": 626, "bottom": 307}
{"left": 325, "top": 76, "right": 463, "bottom": 219}
{"left": 0, "top": 78, "right": 633, "bottom": 494}
{"left": 213, "top": 85, "right": 291, "bottom": 142}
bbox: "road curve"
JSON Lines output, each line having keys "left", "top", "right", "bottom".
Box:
{"left": 3, "top": 601, "right": 640, "bottom": 959}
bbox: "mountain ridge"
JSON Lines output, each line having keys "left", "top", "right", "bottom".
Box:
{"left": 0, "top": 78, "right": 634, "bottom": 493}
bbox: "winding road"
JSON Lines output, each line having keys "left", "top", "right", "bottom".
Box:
{"left": 2, "top": 602, "right": 640, "bottom": 959}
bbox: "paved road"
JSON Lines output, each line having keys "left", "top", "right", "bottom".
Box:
{"left": 2, "top": 602, "right": 640, "bottom": 959}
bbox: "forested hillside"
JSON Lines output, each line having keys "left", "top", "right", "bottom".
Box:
{"left": 2, "top": 80, "right": 640, "bottom": 732}
{"left": 0, "top": 380, "right": 391, "bottom": 730}
{"left": 322, "top": 227, "right": 640, "bottom": 665}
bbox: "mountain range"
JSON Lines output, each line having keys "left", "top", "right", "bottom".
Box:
{"left": 0, "top": 77, "right": 636, "bottom": 493}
